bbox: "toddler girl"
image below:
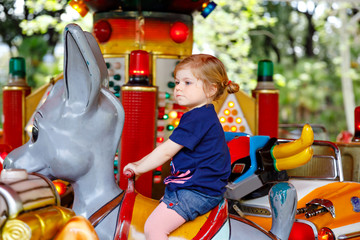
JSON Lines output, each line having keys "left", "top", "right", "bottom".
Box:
{"left": 123, "top": 54, "right": 239, "bottom": 240}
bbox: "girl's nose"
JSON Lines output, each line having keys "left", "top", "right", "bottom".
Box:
{"left": 175, "top": 84, "right": 182, "bottom": 91}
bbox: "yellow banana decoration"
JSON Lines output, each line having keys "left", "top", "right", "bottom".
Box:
{"left": 272, "top": 124, "right": 314, "bottom": 159}
{"left": 274, "top": 146, "right": 313, "bottom": 171}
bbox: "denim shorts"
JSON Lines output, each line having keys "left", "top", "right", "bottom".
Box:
{"left": 161, "top": 188, "right": 223, "bottom": 221}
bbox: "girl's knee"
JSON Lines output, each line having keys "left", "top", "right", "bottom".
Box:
{"left": 144, "top": 202, "right": 186, "bottom": 239}
{"left": 144, "top": 218, "right": 168, "bottom": 240}
{"left": 144, "top": 218, "right": 156, "bottom": 235}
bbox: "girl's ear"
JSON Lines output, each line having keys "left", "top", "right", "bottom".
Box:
{"left": 207, "top": 83, "right": 218, "bottom": 99}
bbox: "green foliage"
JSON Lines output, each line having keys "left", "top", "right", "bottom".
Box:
{"left": 0, "top": 0, "right": 92, "bottom": 90}
{"left": 194, "top": 0, "right": 277, "bottom": 92}
{"left": 18, "top": 36, "right": 63, "bottom": 88}
{"left": 194, "top": 0, "right": 360, "bottom": 141}
{"left": 274, "top": 58, "right": 347, "bottom": 139}
{"left": 21, "top": 0, "right": 93, "bottom": 37}
{"left": 0, "top": 0, "right": 24, "bottom": 50}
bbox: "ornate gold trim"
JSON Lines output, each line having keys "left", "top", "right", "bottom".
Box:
{"left": 252, "top": 89, "right": 279, "bottom": 95}
{"left": 3, "top": 86, "right": 30, "bottom": 91}
{"left": 121, "top": 86, "right": 157, "bottom": 92}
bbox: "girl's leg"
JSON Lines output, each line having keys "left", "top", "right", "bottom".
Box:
{"left": 144, "top": 202, "right": 186, "bottom": 240}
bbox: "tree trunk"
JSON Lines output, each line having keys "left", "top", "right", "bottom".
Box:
{"left": 339, "top": 8, "right": 355, "bottom": 133}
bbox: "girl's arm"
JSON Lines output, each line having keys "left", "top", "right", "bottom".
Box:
{"left": 123, "top": 139, "right": 183, "bottom": 176}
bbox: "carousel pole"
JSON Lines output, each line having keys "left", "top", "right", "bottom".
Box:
{"left": 3, "top": 57, "right": 31, "bottom": 150}
{"left": 252, "top": 60, "right": 279, "bottom": 138}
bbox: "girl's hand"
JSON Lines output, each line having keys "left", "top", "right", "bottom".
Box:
{"left": 123, "top": 163, "right": 140, "bottom": 178}
{"left": 122, "top": 139, "right": 182, "bottom": 180}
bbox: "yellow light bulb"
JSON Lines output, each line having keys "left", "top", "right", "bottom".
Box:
{"left": 69, "top": 0, "right": 89, "bottom": 17}
{"left": 224, "top": 109, "right": 230, "bottom": 115}
{"left": 231, "top": 126, "right": 237, "bottom": 132}
{"left": 236, "top": 117, "right": 242, "bottom": 124}
{"left": 228, "top": 101, "right": 235, "bottom": 108}
{"left": 174, "top": 119, "right": 180, "bottom": 126}
{"left": 169, "top": 111, "right": 178, "bottom": 119}
{"left": 26, "top": 125, "right": 33, "bottom": 133}
{"left": 220, "top": 117, "right": 226, "bottom": 123}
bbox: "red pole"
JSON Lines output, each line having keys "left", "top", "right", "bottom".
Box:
{"left": 352, "top": 106, "right": 360, "bottom": 142}
{"left": 3, "top": 57, "right": 31, "bottom": 151}
{"left": 119, "top": 51, "right": 157, "bottom": 198}
{"left": 119, "top": 87, "right": 157, "bottom": 197}
{"left": 252, "top": 60, "right": 279, "bottom": 138}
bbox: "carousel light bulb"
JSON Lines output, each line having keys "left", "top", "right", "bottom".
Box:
{"left": 169, "top": 111, "right": 178, "bottom": 119}
{"left": 236, "top": 117, "right": 242, "bottom": 124}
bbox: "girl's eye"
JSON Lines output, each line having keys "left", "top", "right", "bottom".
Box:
{"left": 175, "top": 81, "right": 180, "bottom": 85}
{"left": 31, "top": 125, "right": 39, "bottom": 143}
{"left": 185, "top": 81, "right": 191, "bottom": 85}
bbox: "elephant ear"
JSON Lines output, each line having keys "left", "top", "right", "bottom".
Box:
{"left": 63, "top": 23, "right": 102, "bottom": 114}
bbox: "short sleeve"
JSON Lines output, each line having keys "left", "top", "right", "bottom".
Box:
{"left": 169, "top": 107, "right": 214, "bottom": 151}
{"left": 169, "top": 114, "right": 201, "bottom": 151}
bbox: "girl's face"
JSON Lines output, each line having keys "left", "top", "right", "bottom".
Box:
{"left": 174, "top": 68, "right": 216, "bottom": 110}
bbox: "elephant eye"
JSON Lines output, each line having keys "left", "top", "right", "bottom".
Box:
{"left": 31, "top": 123, "right": 39, "bottom": 143}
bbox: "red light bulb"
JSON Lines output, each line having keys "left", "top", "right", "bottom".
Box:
{"left": 0, "top": 152, "right": 8, "bottom": 160}
{"left": 129, "top": 50, "right": 150, "bottom": 76}
{"left": 170, "top": 22, "right": 189, "bottom": 43}
{"left": 53, "top": 181, "right": 67, "bottom": 195}
{"left": 94, "top": 20, "right": 112, "bottom": 43}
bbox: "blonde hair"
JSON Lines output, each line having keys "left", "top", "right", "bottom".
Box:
{"left": 174, "top": 54, "right": 239, "bottom": 101}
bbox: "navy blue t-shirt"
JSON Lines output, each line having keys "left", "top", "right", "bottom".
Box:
{"left": 164, "top": 104, "right": 231, "bottom": 196}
